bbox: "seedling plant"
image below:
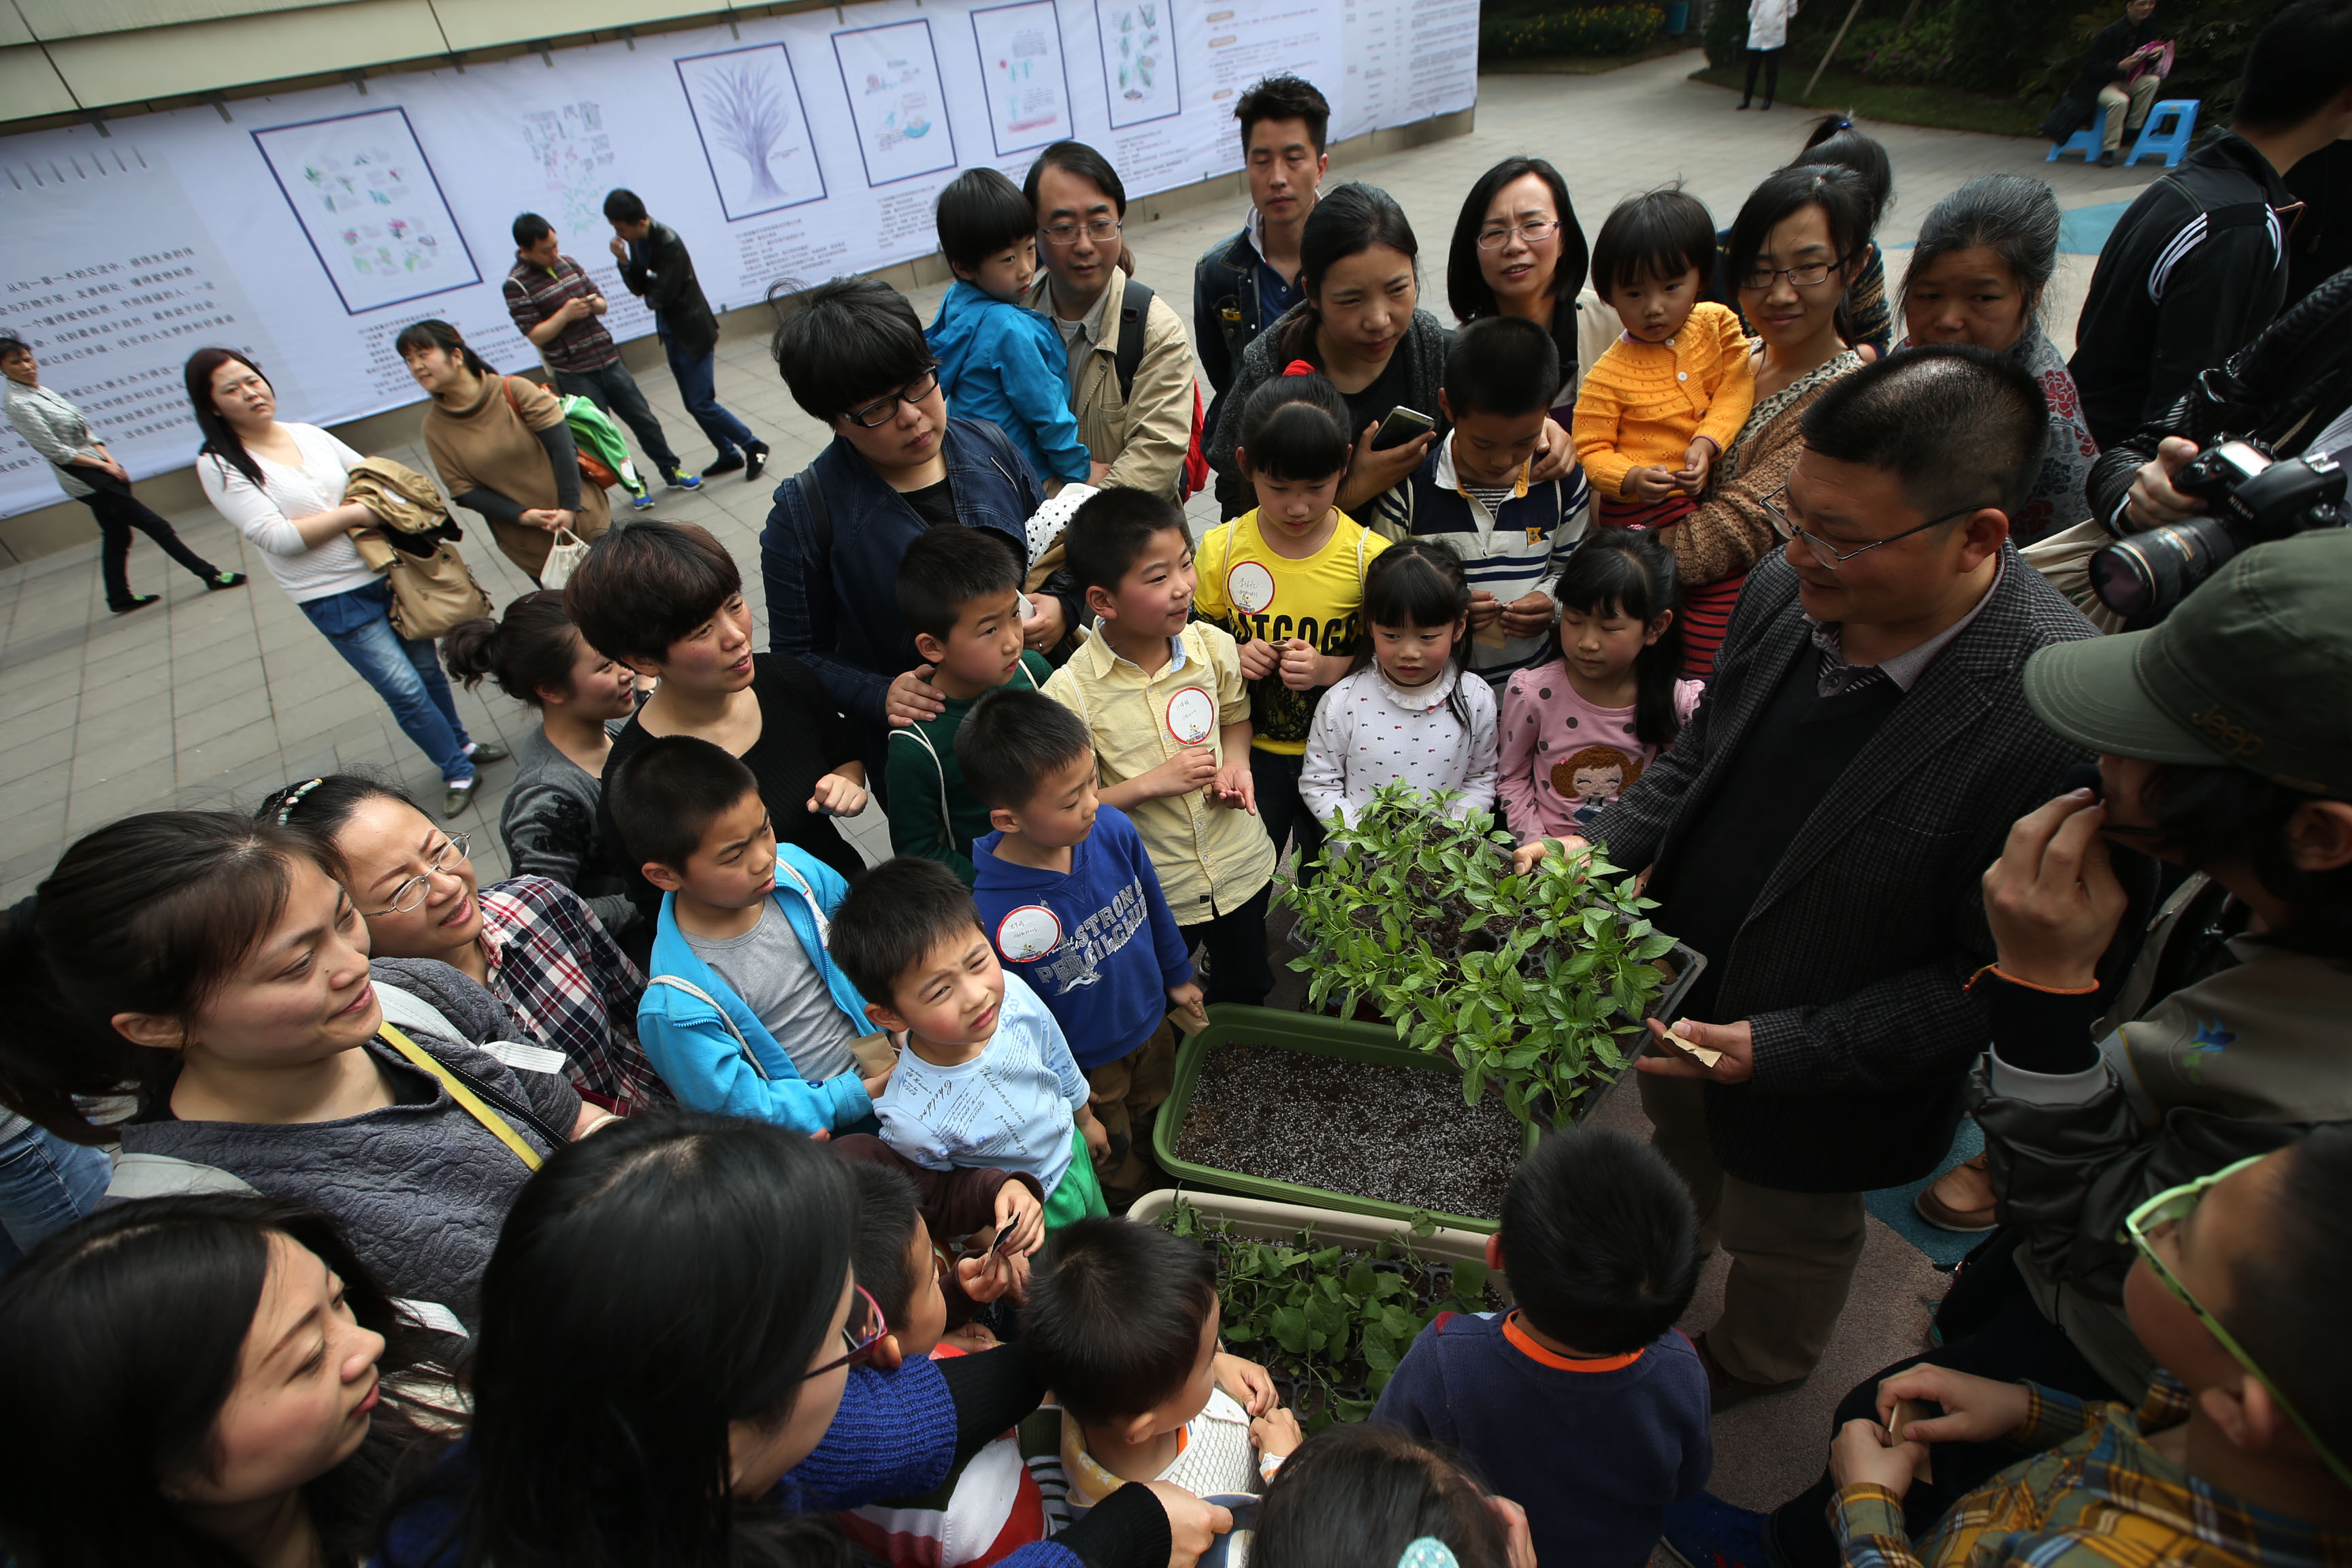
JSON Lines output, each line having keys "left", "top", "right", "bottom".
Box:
{"left": 1163, "top": 1197, "right": 1494, "bottom": 1430}
{"left": 1284, "top": 784, "right": 1678, "bottom": 1128}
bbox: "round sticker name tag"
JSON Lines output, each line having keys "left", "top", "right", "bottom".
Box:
{"left": 1165, "top": 686, "right": 1216, "bottom": 746}
{"left": 1226, "top": 560, "right": 1276, "bottom": 615}
{"left": 996, "top": 905, "right": 1062, "bottom": 962}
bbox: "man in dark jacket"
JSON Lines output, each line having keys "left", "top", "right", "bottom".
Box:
{"left": 1192, "top": 74, "right": 1328, "bottom": 438}
{"left": 1582, "top": 346, "right": 2108, "bottom": 1405}
{"left": 605, "top": 187, "right": 768, "bottom": 482}
{"left": 2075, "top": 0, "right": 2163, "bottom": 167}
{"left": 2069, "top": 0, "right": 2352, "bottom": 451}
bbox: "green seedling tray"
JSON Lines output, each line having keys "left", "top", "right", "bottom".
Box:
{"left": 1154, "top": 1004, "right": 1543, "bottom": 1235}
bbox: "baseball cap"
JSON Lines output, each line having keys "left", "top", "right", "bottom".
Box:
{"left": 2023, "top": 529, "right": 2352, "bottom": 797}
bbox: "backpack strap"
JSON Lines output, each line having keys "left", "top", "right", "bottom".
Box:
{"left": 1115, "top": 276, "right": 1154, "bottom": 402}
{"left": 106, "top": 1153, "right": 257, "bottom": 1200}
{"left": 891, "top": 723, "right": 956, "bottom": 848}
{"left": 644, "top": 975, "right": 770, "bottom": 1080}
{"left": 378, "top": 1024, "right": 549, "bottom": 1169}
{"left": 794, "top": 466, "right": 832, "bottom": 557}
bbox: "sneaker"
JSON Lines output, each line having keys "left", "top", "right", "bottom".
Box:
{"left": 463, "top": 740, "right": 511, "bottom": 766}
{"left": 205, "top": 571, "right": 249, "bottom": 591}
{"left": 630, "top": 489, "right": 657, "bottom": 511}
{"left": 664, "top": 470, "right": 703, "bottom": 492}
{"left": 442, "top": 778, "right": 476, "bottom": 815}
{"left": 1661, "top": 1492, "right": 1769, "bottom": 1568}
{"left": 108, "top": 593, "right": 161, "bottom": 615}
{"left": 1915, "top": 1153, "right": 1998, "bottom": 1232}
{"left": 702, "top": 452, "right": 747, "bottom": 478}
{"left": 745, "top": 440, "right": 770, "bottom": 482}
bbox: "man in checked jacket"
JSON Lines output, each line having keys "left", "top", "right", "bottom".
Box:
{"left": 1580, "top": 346, "right": 2138, "bottom": 1404}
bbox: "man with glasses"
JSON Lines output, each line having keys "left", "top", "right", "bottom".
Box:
{"left": 1022, "top": 142, "right": 1202, "bottom": 502}
{"left": 1579, "top": 346, "right": 2113, "bottom": 1416}
{"left": 762, "top": 277, "right": 1055, "bottom": 786}
{"left": 1193, "top": 76, "right": 1330, "bottom": 438}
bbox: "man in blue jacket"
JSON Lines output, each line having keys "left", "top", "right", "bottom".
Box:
{"left": 762, "top": 277, "right": 1068, "bottom": 792}
{"left": 614, "top": 734, "right": 889, "bottom": 1136}
{"left": 1193, "top": 75, "right": 1329, "bottom": 440}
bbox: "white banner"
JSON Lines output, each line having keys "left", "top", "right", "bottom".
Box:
{"left": 0, "top": 0, "right": 1476, "bottom": 520}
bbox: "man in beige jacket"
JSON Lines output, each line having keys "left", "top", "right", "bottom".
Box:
{"left": 1022, "top": 142, "right": 1198, "bottom": 502}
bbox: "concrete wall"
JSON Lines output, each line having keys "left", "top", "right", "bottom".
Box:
{"left": 0, "top": 101, "right": 1471, "bottom": 568}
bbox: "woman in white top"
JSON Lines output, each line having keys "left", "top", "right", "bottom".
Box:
{"left": 186, "top": 346, "right": 505, "bottom": 815}
{"left": 1742, "top": 0, "right": 1797, "bottom": 110}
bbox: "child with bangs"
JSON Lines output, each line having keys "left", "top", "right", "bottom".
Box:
{"left": 1299, "top": 539, "right": 1498, "bottom": 828}
{"left": 1573, "top": 189, "right": 1755, "bottom": 531}
{"left": 1190, "top": 369, "right": 1388, "bottom": 878}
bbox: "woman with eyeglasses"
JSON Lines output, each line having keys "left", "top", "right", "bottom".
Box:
{"left": 1445, "top": 156, "right": 1594, "bottom": 430}
{"left": 261, "top": 774, "right": 664, "bottom": 1119}
{"left": 1020, "top": 142, "right": 1200, "bottom": 506}
{"left": 380, "top": 1113, "right": 1233, "bottom": 1568}
{"left": 0, "top": 811, "right": 602, "bottom": 1335}
{"left": 1656, "top": 165, "right": 1874, "bottom": 676}
{"left": 1752, "top": 529, "right": 2352, "bottom": 1568}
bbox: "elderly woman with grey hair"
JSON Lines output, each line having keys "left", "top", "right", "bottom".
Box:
{"left": 1897, "top": 174, "right": 2097, "bottom": 544}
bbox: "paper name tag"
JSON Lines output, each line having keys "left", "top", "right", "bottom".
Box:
{"left": 480, "top": 1039, "right": 569, "bottom": 1076}
{"left": 1669, "top": 1020, "right": 1724, "bottom": 1068}
{"left": 1889, "top": 1398, "right": 1935, "bottom": 1483}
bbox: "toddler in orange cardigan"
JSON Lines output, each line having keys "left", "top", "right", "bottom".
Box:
{"left": 1572, "top": 188, "right": 1757, "bottom": 529}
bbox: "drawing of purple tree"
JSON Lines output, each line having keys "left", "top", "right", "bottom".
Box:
{"left": 701, "top": 59, "right": 791, "bottom": 202}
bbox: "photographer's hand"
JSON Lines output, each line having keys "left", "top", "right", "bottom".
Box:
{"left": 2124, "top": 436, "right": 2208, "bottom": 533}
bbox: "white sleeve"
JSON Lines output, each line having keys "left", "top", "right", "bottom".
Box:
{"left": 197, "top": 455, "right": 312, "bottom": 557}
{"left": 1456, "top": 677, "right": 1500, "bottom": 817}
{"left": 1297, "top": 681, "right": 1352, "bottom": 829}
{"left": 322, "top": 427, "right": 366, "bottom": 470}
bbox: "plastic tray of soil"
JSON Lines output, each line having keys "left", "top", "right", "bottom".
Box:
{"left": 1154, "top": 1005, "right": 1544, "bottom": 1234}
{"left": 1127, "top": 1190, "right": 1512, "bottom": 1428}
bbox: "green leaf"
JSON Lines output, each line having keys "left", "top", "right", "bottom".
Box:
{"left": 1270, "top": 1305, "right": 1310, "bottom": 1354}
{"left": 1451, "top": 1258, "right": 1489, "bottom": 1298}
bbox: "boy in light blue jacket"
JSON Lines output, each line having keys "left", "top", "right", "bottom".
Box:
{"left": 610, "top": 734, "right": 892, "bottom": 1136}
{"left": 926, "top": 168, "right": 1096, "bottom": 493}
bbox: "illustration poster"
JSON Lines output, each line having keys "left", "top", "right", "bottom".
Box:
{"left": 517, "top": 100, "right": 617, "bottom": 234}
{"left": 969, "top": 0, "right": 1072, "bottom": 156}
{"left": 1095, "top": 0, "right": 1181, "bottom": 128}
{"left": 832, "top": 18, "right": 959, "bottom": 187}
{"left": 250, "top": 107, "right": 480, "bottom": 316}
{"left": 675, "top": 43, "right": 826, "bottom": 221}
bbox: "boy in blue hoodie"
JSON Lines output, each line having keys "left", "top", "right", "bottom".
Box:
{"left": 926, "top": 167, "right": 1098, "bottom": 493}
{"left": 956, "top": 687, "right": 1205, "bottom": 1199}
{"left": 610, "top": 733, "right": 892, "bottom": 1136}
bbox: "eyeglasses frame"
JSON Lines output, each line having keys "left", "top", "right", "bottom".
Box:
{"left": 802, "top": 1284, "right": 889, "bottom": 1379}
{"left": 843, "top": 368, "right": 942, "bottom": 429}
{"left": 1475, "top": 217, "right": 1562, "bottom": 250}
{"left": 367, "top": 831, "right": 473, "bottom": 917}
{"left": 1038, "top": 216, "right": 1124, "bottom": 247}
{"left": 1761, "top": 485, "right": 1993, "bottom": 570}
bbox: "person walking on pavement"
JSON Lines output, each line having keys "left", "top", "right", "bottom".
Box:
{"left": 504, "top": 212, "right": 701, "bottom": 510}
{"left": 602, "top": 188, "right": 770, "bottom": 484}
{"left": 1, "top": 336, "right": 245, "bottom": 614}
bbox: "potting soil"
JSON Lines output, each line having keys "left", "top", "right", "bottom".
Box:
{"left": 1175, "top": 1044, "right": 1522, "bottom": 1218}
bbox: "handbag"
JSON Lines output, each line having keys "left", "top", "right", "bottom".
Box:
{"left": 538, "top": 527, "right": 591, "bottom": 590}
{"left": 385, "top": 536, "right": 494, "bottom": 640}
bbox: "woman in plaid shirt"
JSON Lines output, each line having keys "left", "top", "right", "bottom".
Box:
{"left": 268, "top": 775, "right": 664, "bottom": 1115}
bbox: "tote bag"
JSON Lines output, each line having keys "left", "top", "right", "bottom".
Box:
{"left": 385, "top": 536, "right": 494, "bottom": 640}
{"left": 538, "top": 527, "right": 591, "bottom": 590}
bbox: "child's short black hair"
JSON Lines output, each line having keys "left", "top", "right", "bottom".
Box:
{"left": 606, "top": 734, "right": 760, "bottom": 874}
{"left": 602, "top": 187, "right": 648, "bottom": 225}
{"left": 845, "top": 1159, "right": 927, "bottom": 1334}
{"left": 770, "top": 276, "right": 936, "bottom": 426}
{"left": 936, "top": 168, "right": 1038, "bottom": 275}
{"left": 1590, "top": 186, "right": 1717, "bottom": 297}
{"left": 1444, "top": 315, "right": 1561, "bottom": 421}
{"left": 1237, "top": 369, "right": 1354, "bottom": 483}
{"left": 958, "top": 689, "right": 1094, "bottom": 813}
{"left": 1062, "top": 488, "right": 1189, "bottom": 595}
{"left": 898, "top": 525, "right": 1026, "bottom": 644}
{"left": 563, "top": 519, "right": 741, "bottom": 668}
{"left": 2230, "top": 1125, "right": 2352, "bottom": 1463}
{"left": 1254, "top": 1425, "right": 1511, "bottom": 1568}
{"left": 1024, "top": 1218, "right": 1219, "bottom": 1426}
{"left": 1499, "top": 1127, "right": 1701, "bottom": 1355}
{"left": 829, "top": 857, "right": 987, "bottom": 1008}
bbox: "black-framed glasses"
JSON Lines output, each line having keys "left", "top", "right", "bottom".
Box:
{"left": 1735, "top": 255, "right": 1850, "bottom": 291}
{"left": 1475, "top": 217, "right": 1561, "bottom": 249}
{"left": 803, "top": 1284, "right": 887, "bottom": 1379}
{"left": 368, "top": 832, "right": 472, "bottom": 916}
{"left": 1039, "top": 216, "right": 1122, "bottom": 246}
{"left": 1761, "top": 485, "right": 1990, "bottom": 570}
{"left": 843, "top": 369, "right": 940, "bottom": 429}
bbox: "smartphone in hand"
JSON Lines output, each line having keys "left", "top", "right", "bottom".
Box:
{"left": 1373, "top": 406, "right": 1436, "bottom": 450}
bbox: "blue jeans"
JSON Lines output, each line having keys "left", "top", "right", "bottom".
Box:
{"left": 301, "top": 579, "right": 475, "bottom": 784}
{"left": 662, "top": 327, "right": 756, "bottom": 459}
{"left": 0, "top": 1118, "right": 109, "bottom": 1269}
{"left": 553, "top": 358, "right": 681, "bottom": 476}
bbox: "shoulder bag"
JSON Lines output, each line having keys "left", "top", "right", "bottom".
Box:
{"left": 383, "top": 537, "right": 494, "bottom": 640}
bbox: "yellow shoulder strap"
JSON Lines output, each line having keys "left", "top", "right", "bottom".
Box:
{"left": 378, "top": 1024, "right": 544, "bottom": 1171}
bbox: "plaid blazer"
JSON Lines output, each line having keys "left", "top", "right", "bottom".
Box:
{"left": 1590, "top": 544, "right": 2103, "bottom": 1192}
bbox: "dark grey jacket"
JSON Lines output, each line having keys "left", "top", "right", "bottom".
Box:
{"left": 1588, "top": 547, "right": 2105, "bottom": 1192}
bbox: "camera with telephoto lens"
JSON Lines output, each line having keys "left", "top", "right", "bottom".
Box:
{"left": 2088, "top": 438, "right": 2347, "bottom": 621}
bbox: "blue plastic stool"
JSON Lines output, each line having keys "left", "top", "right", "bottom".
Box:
{"left": 2127, "top": 99, "right": 2200, "bottom": 167}
{"left": 2046, "top": 126, "right": 2101, "bottom": 164}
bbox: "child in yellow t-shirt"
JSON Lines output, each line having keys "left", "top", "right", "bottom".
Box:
{"left": 1571, "top": 187, "right": 1756, "bottom": 532}
{"left": 1192, "top": 368, "right": 1389, "bottom": 881}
